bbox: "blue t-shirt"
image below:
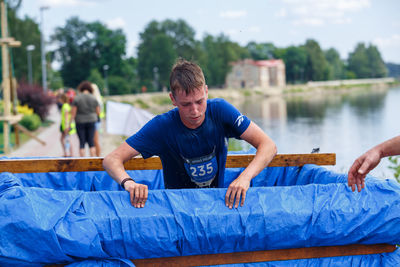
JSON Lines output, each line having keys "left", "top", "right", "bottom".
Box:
{"left": 126, "top": 98, "right": 251, "bottom": 189}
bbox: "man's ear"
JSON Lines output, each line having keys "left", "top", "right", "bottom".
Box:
{"left": 169, "top": 92, "right": 177, "bottom": 106}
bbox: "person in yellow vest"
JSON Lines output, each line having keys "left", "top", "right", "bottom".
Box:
{"left": 60, "top": 93, "right": 76, "bottom": 157}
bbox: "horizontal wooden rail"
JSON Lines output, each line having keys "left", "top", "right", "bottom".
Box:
{"left": 132, "top": 244, "right": 396, "bottom": 266}
{"left": 45, "top": 244, "right": 395, "bottom": 267}
{"left": 0, "top": 153, "right": 335, "bottom": 173}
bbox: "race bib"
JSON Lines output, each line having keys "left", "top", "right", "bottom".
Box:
{"left": 182, "top": 148, "right": 218, "bottom": 187}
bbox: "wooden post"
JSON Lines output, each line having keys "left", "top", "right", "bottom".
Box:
{"left": 1, "top": 0, "right": 11, "bottom": 154}
{"left": 10, "top": 66, "right": 19, "bottom": 147}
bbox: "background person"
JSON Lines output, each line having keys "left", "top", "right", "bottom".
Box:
{"left": 71, "top": 81, "right": 100, "bottom": 157}
{"left": 103, "top": 59, "right": 277, "bottom": 209}
{"left": 348, "top": 135, "right": 400, "bottom": 192}
{"left": 91, "top": 83, "right": 104, "bottom": 157}
{"left": 60, "top": 93, "right": 76, "bottom": 157}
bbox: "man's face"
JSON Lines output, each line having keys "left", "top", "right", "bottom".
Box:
{"left": 170, "top": 85, "right": 208, "bottom": 129}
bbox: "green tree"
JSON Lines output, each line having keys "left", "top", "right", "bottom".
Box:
{"left": 366, "top": 45, "right": 387, "bottom": 78}
{"left": 7, "top": 6, "right": 42, "bottom": 84}
{"left": 348, "top": 43, "right": 387, "bottom": 79}
{"left": 108, "top": 75, "right": 131, "bottom": 95}
{"left": 137, "top": 19, "right": 203, "bottom": 91}
{"left": 120, "top": 57, "right": 140, "bottom": 94}
{"left": 48, "top": 70, "right": 64, "bottom": 90}
{"left": 324, "top": 48, "right": 345, "bottom": 80}
{"left": 161, "top": 19, "right": 198, "bottom": 60}
{"left": 246, "top": 42, "right": 276, "bottom": 60}
{"left": 51, "top": 17, "right": 126, "bottom": 88}
{"left": 137, "top": 31, "right": 177, "bottom": 91}
{"left": 87, "top": 69, "right": 105, "bottom": 93}
{"left": 282, "top": 46, "right": 307, "bottom": 84}
{"left": 201, "top": 34, "right": 248, "bottom": 87}
{"left": 347, "top": 43, "right": 370, "bottom": 78}
{"left": 304, "top": 39, "right": 329, "bottom": 81}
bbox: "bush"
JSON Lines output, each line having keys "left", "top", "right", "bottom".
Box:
{"left": 17, "top": 104, "right": 34, "bottom": 115}
{"left": 388, "top": 156, "right": 400, "bottom": 183}
{"left": 19, "top": 114, "right": 41, "bottom": 131}
{"left": 17, "top": 82, "right": 55, "bottom": 121}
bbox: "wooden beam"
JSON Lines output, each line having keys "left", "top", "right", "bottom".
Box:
{"left": 0, "top": 153, "right": 335, "bottom": 173}
{"left": 131, "top": 244, "right": 396, "bottom": 267}
{"left": 44, "top": 244, "right": 395, "bottom": 267}
{"left": 1, "top": 0, "right": 11, "bottom": 154}
{"left": 0, "top": 37, "right": 17, "bottom": 44}
{"left": 9, "top": 40, "right": 21, "bottom": 47}
{"left": 0, "top": 114, "right": 23, "bottom": 124}
{"left": 14, "top": 123, "right": 46, "bottom": 145}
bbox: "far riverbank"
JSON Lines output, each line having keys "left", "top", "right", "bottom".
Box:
{"left": 106, "top": 78, "right": 399, "bottom": 115}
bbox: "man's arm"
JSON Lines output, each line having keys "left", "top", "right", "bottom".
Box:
{"left": 348, "top": 135, "right": 400, "bottom": 192}
{"left": 103, "top": 142, "right": 148, "bottom": 208}
{"left": 225, "top": 121, "right": 277, "bottom": 209}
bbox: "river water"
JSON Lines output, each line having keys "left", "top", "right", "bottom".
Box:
{"left": 233, "top": 86, "right": 400, "bottom": 179}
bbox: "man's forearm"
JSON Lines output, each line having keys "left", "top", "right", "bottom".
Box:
{"left": 378, "top": 135, "right": 400, "bottom": 158}
{"left": 239, "top": 141, "right": 277, "bottom": 181}
{"left": 103, "top": 155, "right": 132, "bottom": 185}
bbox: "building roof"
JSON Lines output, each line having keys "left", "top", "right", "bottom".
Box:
{"left": 233, "top": 58, "right": 284, "bottom": 67}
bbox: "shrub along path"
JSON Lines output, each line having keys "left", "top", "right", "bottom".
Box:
{"left": 7, "top": 104, "right": 80, "bottom": 157}
{"left": 8, "top": 103, "right": 121, "bottom": 158}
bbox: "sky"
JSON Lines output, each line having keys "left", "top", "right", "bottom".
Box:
{"left": 18, "top": 0, "right": 400, "bottom": 64}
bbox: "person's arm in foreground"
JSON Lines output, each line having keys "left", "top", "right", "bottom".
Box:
{"left": 348, "top": 135, "right": 400, "bottom": 192}
{"left": 225, "top": 122, "right": 277, "bottom": 209}
{"left": 103, "top": 142, "right": 148, "bottom": 208}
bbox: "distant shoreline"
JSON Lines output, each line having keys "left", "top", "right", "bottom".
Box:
{"left": 106, "top": 78, "right": 399, "bottom": 114}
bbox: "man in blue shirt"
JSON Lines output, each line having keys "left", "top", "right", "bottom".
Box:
{"left": 103, "top": 59, "right": 277, "bottom": 209}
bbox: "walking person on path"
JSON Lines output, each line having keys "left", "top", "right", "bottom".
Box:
{"left": 91, "top": 83, "right": 104, "bottom": 157}
{"left": 60, "top": 93, "right": 76, "bottom": 157}
{"left": 71, "top": 81, "right": 100, "bottom": 157}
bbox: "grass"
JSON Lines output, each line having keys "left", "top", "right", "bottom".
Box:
{"left": 151, "top": 96, "right": 171, "bottom": 106}
{"left": 0, "top": 131, "right": 30, "bottom": 153}
{"left": 0, "top": 120, "right": 54, "bottom": 153}
{"left": 242, "top": 90, "right": 251, "bottom": 97}
{"left": 134, "top": 99, "right": 150, "bottom": 109}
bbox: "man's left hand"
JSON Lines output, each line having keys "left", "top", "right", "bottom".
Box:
{"left": 225, "top": 177, "right": 250, "bottom": 209}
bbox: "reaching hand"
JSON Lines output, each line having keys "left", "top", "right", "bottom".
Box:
{"left": 124, "top": 180, "right": 148, "bottom": 208}
{"left": 348, "top": 148, "right": 381, "bottom": 192}
{"left": 225, "top": 176, "right": 250, "bottom": 209}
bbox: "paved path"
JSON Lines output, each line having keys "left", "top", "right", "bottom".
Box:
{"left": 7, "top": 104, "right": 119, "bottom": 158}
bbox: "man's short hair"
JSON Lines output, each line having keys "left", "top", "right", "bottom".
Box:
{"left": 170, "top": 59, "right": 205, "bottom": 96}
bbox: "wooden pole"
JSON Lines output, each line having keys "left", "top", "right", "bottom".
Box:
{"left": 10, "top": 63, "right": 20, "bottom": 147}
{"left": 1, "top": 0, "right": 11, "bottom": 154}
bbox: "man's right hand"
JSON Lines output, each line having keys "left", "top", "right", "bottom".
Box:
{"left": 124, "top": 180, "right": 148, "bottom": 208}
{"left": 348, "top": 148, "right": 381, "bottom": 192}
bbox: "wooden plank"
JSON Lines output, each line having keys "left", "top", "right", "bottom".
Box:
{"left": 0, "top": 153, "right": 335, "bottom": 173}
{"left": 226, "top": 153, "right": 336, "bottom": 168}
{"left": 131, "top": 244, "right": 396, "bottom": 267}
{"left": 45, "top": 244, "right": 395, "bottom": 267}
{"left": 1, "top": 1, "right": 11, "bottom": 154}
{"left": 14, "top": 123, "right": 46, "bottom": 145}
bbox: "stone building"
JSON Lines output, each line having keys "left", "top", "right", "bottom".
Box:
{"left": 225, "top": 59, "right": 286, "bottom": 89}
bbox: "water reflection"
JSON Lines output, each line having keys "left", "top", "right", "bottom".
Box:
{"left": 230, "top": 86, "right": 400, "bottom": 179}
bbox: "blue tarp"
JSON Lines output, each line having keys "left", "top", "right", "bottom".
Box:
{"left": 0, "top": 159, "right": 399, "bottom": 266}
